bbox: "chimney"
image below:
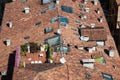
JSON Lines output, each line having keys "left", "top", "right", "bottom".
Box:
{"left": 27, "top": 44, "right": 30, "bottom": 53}
{"left": 109, "top": 47, "right": 114, "bottom": 57}
{"left": 57, "top": 29, "right": 62, "bottom": 34}
{"left": 56, "top": 0, "right": 59, "bottom": 5}
{"left": 99, "top": 16, "right": 103, "bottom": 23}
{"left": 81, "top": 15, "right": 87, "bottom": 20}
{"left": 94, "top": 0, "right": 98, "bottom": 5}
{"left": 24, "top": 7, "right": 30, "bottom": 14}
{"left": 23, "top": 61, "right": 26, "bottom": 67}
{"left": 7, "top": 21, "right": 13, "bottom": 28}
{"left": 90, "top": 23, "right": 95, "bottom": 28}
{"left": 6, "top": 39, "right": 11, "bottom": 46}
{"left": 83, "top": 15, "right": 87, "bottom": 20}
{"left": 85, "top": 8, "right": 90, "bottom": 13}
{"left": 83, "top": 0, "right": 87, "bottom": 4}
{"left": 97, "top": 8, "right": 100, "bottom": 14}
{"left": 81, "top": 24, "right": 86, "bottom": 28}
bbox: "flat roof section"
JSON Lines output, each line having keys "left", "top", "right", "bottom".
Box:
{"left": 80, "top": 28, "right": 107, "bottom": 41}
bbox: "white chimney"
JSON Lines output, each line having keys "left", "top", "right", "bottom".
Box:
{"left": 84, "top": 15, "right": 87, "bottom": 20}
{"left": 81, "top": 15, "right": 84, "bottom": 20}
{"left": 6, "top": 39, "right": 11, "bottom": 46}
{"left": 1, "top": 71, "right": 6, "bottom": 76}
{"left": 109, "top": 47, "right": 114, "bottom": 57}
{"left": 109, "top": 50, "right": 114, "bottom": 57}
{"left": 81, "top": 24, "right": 86, "bottom": 28}
{"left": 99, "top": 16, "right": 103, "bottom": 23}
{"left": 81, "top": 15, "right": 87, "bottom": 20}
{"left": 24, "top": 7, "right": 30, "bottom": 14}
{"left": 94, "top": 0, "right": 98, "bottom": 5}
{"left": 56, "top": 0, "right": 59, "bottom": 5}
{"left": 7, "top": 21, "right": 13, "bottom": 28}
{"left": 50, "top": 59, "right": 53, "bottom": 63}
{"left": 23, "top": 61, "right": 26, "bottom": 67}
{"left": 85, "top": 8, "right": 90, "bottom": 13}
{"left": 57, "top": 29, "right": 62, "bottom": 34}
{"left": 88, "top": 47, "right": 96, "bottom": 53}
{"left": 83, "top": 0, "right": 87, "bottom": 4}
{"left": 90, "top": 23, "right": 95, "bottom": 28}
{"left": 97, "top": 8, "right": 100, "bottom": 14}
{"left": 60, "top": 57, "right": 66, "bottom": 64}
{"left": 41, "top": 46, "right": 45, "bottom": 51}
{"left": 27, "top": 44, "right": 30, "bottom": 53}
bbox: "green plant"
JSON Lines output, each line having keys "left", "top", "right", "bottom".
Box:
{"left": 45, "top": 45, "right": 49, "bottom": 51}
{"left": 21, "top": 44, "right": 27, "bottom": 52}
{"left": 20, "top": 62, "right": 24, "bottom": 67}
{"left": 48, "top": 58, "right": 51, "bottom": 63}
{"left": 94, "top": 57, "right": 103, "bottom": 62}
{"left": 49, "top": 47, "right": 53, "bottom": 59}
{"left": 21, "top": 51, "right": 26, "bottom": 56}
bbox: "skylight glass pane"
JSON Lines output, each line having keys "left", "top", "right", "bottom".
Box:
{"left": 61, "top": 5, "right": 74, "bottom": 13}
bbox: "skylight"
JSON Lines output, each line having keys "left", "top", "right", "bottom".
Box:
{"left": 61, "top": 5, "right": 74, "bottom": 13}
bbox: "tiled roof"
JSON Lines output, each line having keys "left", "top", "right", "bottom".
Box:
{"left": 80, "top": 28, "right": 107, "bottom": 41}
{"left": 0, "top": 0, "right": 120, "bottom": 80}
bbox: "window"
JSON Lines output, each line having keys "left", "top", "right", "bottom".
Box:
{"left": 44, "top": 27, "right": 53, "bottom": 34}
{"left": 35, "top": 21, "right": 41, "bottom": 26}
{"left": 42, "top": 0, "right": 52, "bottom": 4}
{"left": 102, "top": 73, "right": 114, "bottom": 80}
{"left": 61, "top": 5, "right": 74, "bottom": 13}
{"left": 54, "top": 46, "right": 70, "bottom": 53}
{"left": 41, "top": 10, "right": 46, "bottom": 14}
{"left": 45, "top": 35, "right": 61, "bottom": 46}
{"left": 48, "top": 3, "right": 56, "bottom": 10}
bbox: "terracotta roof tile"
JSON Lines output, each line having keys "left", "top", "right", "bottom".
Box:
{"left": 0, "top": 0, "right": 120, "bottom": 80}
